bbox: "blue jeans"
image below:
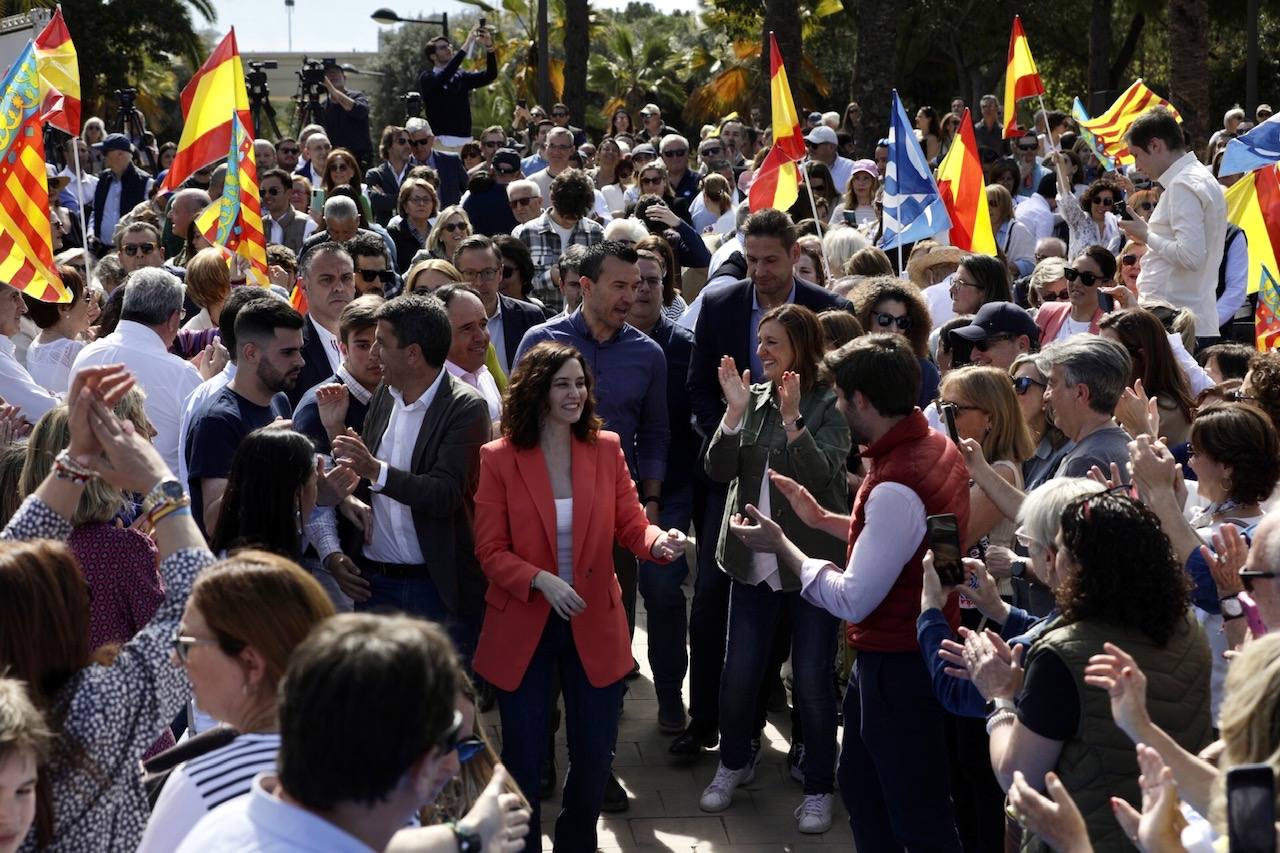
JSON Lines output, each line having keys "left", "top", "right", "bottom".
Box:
{"left": 718, "top": 578, "right": 839, "bottom": 794}
{"left": 355, "top": 572, "right": 479, "bottom": 665}
{"left": 687, "top": 484, "right": 730, "bottom": 730}
{"left": 498, "top": 617, "right": 625, "bottom": 853}
{"left": 839, "top": 650, "right": 963, "bottom": 851}
{"left": 637, "top": 484, "right": 693, "bottom": 701}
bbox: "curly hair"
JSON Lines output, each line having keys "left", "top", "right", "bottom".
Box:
{"left": 1056, "top": 493, "right": 1191, "bottom": 645}
{"left": 1190, "top": 403, "right": 1280, "bottom": 505}
{"left": 1080, "top": 178, "right": 1121, "bottom": 215}
{"left": 850, "top": 276, "right": 932, "bottom": 356}
{"left": 501, "top": 341, "right": 603, "bottom": 449}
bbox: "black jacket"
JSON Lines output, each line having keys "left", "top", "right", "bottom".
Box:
{"left": 288, "top": 314, "right": 340, "bottom": 409}
{"left": 497, "top": 294, "right": 546, "bottom": 374}
{"left": 322, "top": 89, "right": 372, "bottom": 161}
{"left": 417, "top": 50, "right": 499, "bottom": 140}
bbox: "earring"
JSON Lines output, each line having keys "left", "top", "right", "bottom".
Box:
{"left": 295, "top": 499, "right": 304, "bottom": 537}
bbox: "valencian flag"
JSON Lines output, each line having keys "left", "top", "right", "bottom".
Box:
{"left": 0, "top": 43, "right": 69, "bottom": 303}
{"left": 937, "top": 109, "right": 996, "bottom": 255}
{"left": 748, "top": 32, "right": 805, "bottom": 213}
{"left": 1076, "top": 80, "right": 1181, "bottom": 166}
{"left": 1224, "top": 165, "right": 1280, "bottom": 351}
{"left": 1071, "top": 97, "right": 1117, "bottom": 172}
{"left": 33, "top": 7, "right": 80, "bottom": 136}
{"left": 162, "top": 29, "right": 252, "bottom": 192}
{"left": 1002, "top": 15, "right": 1045, "bottom": 139}
{"left": 195, "top": 112, "right": 270, "bottom": 286}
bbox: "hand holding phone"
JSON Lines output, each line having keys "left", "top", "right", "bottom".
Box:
{"left": 939, "top": 402, "right": 960, "bottom": 445}
{"left": 926, "top": 514, "right": 965, "bottom": 587}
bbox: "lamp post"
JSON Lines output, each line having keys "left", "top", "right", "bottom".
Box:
{"left": 370, "top": 8, "right": 449, "bottom": 36}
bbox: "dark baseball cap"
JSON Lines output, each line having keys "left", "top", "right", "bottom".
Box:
{"left": 95, "top": 133, "right": 133, "bottom": 153}
{"left": 951, "top": 301, "right": 1039, "bottom": 344}
{"left": 492, "top": 148, "right": 521, "bottom": 173}
{"left": 631, "top": 143, "right": 657, "bottom": 158}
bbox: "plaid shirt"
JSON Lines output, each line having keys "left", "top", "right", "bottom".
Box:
{"left": 512, "top": 211, "right": 604, "bottom": 311}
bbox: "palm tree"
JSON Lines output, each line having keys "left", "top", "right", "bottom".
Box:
{"left": 1167, "top": 0, "right": 1209, "bottom": 146}
{"left": 587, "top": 27, "right": 683, "bottom": 120}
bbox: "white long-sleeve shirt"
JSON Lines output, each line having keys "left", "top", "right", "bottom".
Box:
{"left": 1137, "top": 151, "right": 1227, "bottom": 337}
{"left": 798, "top": 481, "right": 926, "bottom": 623}
{"left": 0, "top": 336, "right": 59, "bottom": 422}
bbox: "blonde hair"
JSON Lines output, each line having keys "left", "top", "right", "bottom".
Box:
{"left": 405, "top": 259, "right": 462, "bottom": 293}
{"left": 427, "top": 205, "right": 472, "bottom": 258}
{"left": 985, "top": 184, "right": 1015, "bottom": 226}
{"left": 1213, "top": 633, "right": 1280, "bottom": 830}
{"left": 20, "top": 407, "right": 128, "bottom": 525}
{"left": 0, "top": 676, "right": 51, "bottom": 764}
{"left": 940, "top": 366, "right": 1035, "bottom": 464}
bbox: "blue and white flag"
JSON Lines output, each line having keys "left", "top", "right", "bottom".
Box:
{"left": 880, "top": 90, "right": 951, "bottom": 251}
{"left": 1221, "top": 114, "right": 1280, "bottom": 177}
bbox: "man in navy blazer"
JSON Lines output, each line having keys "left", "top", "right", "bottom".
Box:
{"left": 406, "top": 118, "right": 468, "bottom": 208}
{"left": 672, "top": 208, "right": 849, "bottom": 756}
{"left": 452, "top": 235, "right": 545, "bottom": 378}
{"left": 288, "top": 242, "right": 357, "bottom": 408}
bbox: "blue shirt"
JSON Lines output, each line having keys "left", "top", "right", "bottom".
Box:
{"left": 749, "top": 282, "right": 797, "bottom": 378}
{"left": 515, "top": 310, "right": 670, "bottom": 483}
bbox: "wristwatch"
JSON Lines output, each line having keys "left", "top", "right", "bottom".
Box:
{"left": 1220, "top": 594, "right": 1245, "bottom": 621}
{"left": 1010, "top": 559, "right": 1028, "bottom": 580}
{"left": 451, "top": 822, "right": 482, "bottom": 853}
{"left": 141, "top": 479, "right": 186, "bottom": 513}
{"left": 782, "top": 415, "right": 806, "bottom": 432}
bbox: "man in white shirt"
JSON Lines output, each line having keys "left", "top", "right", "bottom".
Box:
{"left": 71, "top": 268, "right": 203, "bottom": 474}
{"left": 1120, "top": 107, "right": 1227, "bottom": 347}
{"left": 1014, "top": 173, "right": 1057, "bottom": 241}
{"left": 436, "top": 283, "right": 503, "bottom": 425}
{"left": 175, "top": 613, "right": 531, "bottom": 853}
{"left": 58, "top": 138, "right": 97, "bottom": 215}
{"left": 527, "top": 126, "right": 576, "bottom": 200}
{"left": 804, "top": 125, "right": 854, "bottom": 194}
{"left": 0, "top": 282, "right": 58, "bottom": 422}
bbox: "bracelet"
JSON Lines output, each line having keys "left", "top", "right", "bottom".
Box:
{"left": 985, "top": 709, "right": 1016, "bottom": 736}
{"left": 53, "top": 449, "right": 96, "bottom": 484}
{"left": 146, "top": 496, "right": 191, "bottom": 527}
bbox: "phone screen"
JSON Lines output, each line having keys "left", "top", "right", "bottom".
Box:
{"left": 1228, "top": 764, "right": 1277, "bottom": 853}
{"left": 940, "top": 402, "right": 960, "bottom": 445}
{"left": 926, "top": 513, "right": 965, "bottom": 586}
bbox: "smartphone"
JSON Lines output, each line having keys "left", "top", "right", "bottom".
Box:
{"left": 1113, "top": 198, "right": 1132, "bottom": 220}
{"left": 309, "top": 188, "right": 325, "bottom": 214}
{"left": 516, "top": 98, "right": 527, "bottom": 110}
{"left": 939, "top": 402, "right": 960, "bottom": 445}
{"left": 1099, "top": 290, "right": 1115, "bottom": 312}
{"left": 479, "top": 16, "right": 487, "bottom": 28}
{"left": 1240, "top": 591, "right": 1269, "bottom": 639}
{"left": 926, "top": 514, "right": 965, "bottom": 586}
{"left": 1227, "top": 763, "right": 1277, "bottom": 853}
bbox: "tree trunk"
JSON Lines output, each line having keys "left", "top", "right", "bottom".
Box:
{"left": 561, "top": 0, "right": 588, "bottom": 123}
{"left": 760, "top": 0, "right": 803, "bottom": 122}
{"left": 1167, "top": 0, "right": 1210, "bottom": 149}
{"left": 849, "top": 0, "right": 900, "bottom": 157}
{"left": 1108, "top": 12, "right": 1145, "bottom": 89}
{"left": 536, "top": 0, "right": 551, "bottom": 109}
{"left": 1087, "top": 0, "right": 1113, "bottom": 114}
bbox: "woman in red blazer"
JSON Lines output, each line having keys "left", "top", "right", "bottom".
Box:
{"left": 473, "top": 340, "right": 686, "bottom": 853}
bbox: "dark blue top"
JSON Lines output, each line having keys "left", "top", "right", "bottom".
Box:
{"left": 185, "top": 386, "right": 291, "bottom": 535}
{"left": 645, "top": 315, "right": 696, "bottom": 492}
{"left": 293, "top": 375, "right": 371, "bottom": 457}
{"left": 918, "top": 356, "right": 940, "bottom": 410}
{"left": 417, "top": 50, "right": 499, "bottom": 140}
{"left": 463, "top": 182, "right": 520, "bottom": 237}
{"left": 515, "top": 310, "right": 670, "bottom": 483}
{"left": 321, "top": 88, "right": 372, "bottom": 160}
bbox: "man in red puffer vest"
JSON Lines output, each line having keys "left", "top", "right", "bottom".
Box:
{"left": 728, "top": 333, "right": 968, "bottom": 851}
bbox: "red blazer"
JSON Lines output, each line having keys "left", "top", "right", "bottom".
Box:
{"left": 1035, "top": 301, "right": 1103, "bottom": 343}
{"left": 472, "top": 431, "right": 664, "bottom": 691}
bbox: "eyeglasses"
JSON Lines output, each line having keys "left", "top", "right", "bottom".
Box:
{"left": 1063, "top": 267, "right": 1104, "bottom": 286}
{"left": 442, "top": 221, "right": 469, "bottom": 233}
{"left": 407, "top": 195, "right": 434, "bottom": 206}
{"left": 638, "top": 275, "right": 663, "bottom": 289}
{"left": 1014, "top": 376, "right": 1046, "bottom": 395}
{"left": 1091, "top": 196, "right": 1115, "bottom": 207}
{"left": 330, "top": 161, "right": 353, "bottom": 173}
{"left": 1227, "top": 389, "right": 1257, "bottom": 403}
{"left": 1041, "top": 289, "right": 1069, "bottom": 302}
{"left": 1242, "top": 569, "right": 1278, "bottom": 593}
{"left": 509, "top": 196, "right": 537, "bottom": 208}
{"left": 1121, "top": 254, "right": 1140, "bottom": 266}
{"left": 278, "top": 146, "right": 300, "bottom": 155}
{"left": 461, "top": 267, "right": 500, "bottom": 281}
{"left": 872, "top": 311, "right": 911, "bottom": 331}
{"left": 393, "top": 137, "right": 410, "bottom": 146}
{"left": 358, "top": 268, "right": 395, "bottom": 283}
{"left": 123, "top": 242, "right": 156, "bottom": 256}
{"left": 409, "top": 138, "right": 432, "bottom": 148}
{"left": 972, "top": 333, "right": 1013, "bottom": 352}
{"left": 949, "top": 278, "right": 982, "bottom": 294}
{"left": 936, "top": 398, "right": 984, "bottom": 413}
{"left": 661, "top": 149, "right": 687, "bottom": 158}
{"left": 700, "top": 146, "right": 723, "bottom": 156}
{"left": 171, "top": 632, "right": 222, "bottom": 663}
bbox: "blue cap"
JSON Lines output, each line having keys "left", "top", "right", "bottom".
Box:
{"left": 952, "top": 301, "right": 1039, "bottom": 344}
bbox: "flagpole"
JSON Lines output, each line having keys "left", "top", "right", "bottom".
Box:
{"left": 1036, "top": 93, "right": 1058, "bottom": 154}
{"left": 69, "top": 138, "right": 94, "bottom": 287}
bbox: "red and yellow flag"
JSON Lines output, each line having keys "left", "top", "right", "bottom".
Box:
{"left": 1076, "top": 80, "right": 1181, "bottom": 166}
{"left": 937, "top": 109, "right": 996, "bottom": 255}
{"left": 1002, "top": 15, "right": 1045, "bottom": 139}
{"left": 162, "top": 29, "right": 252, "bottom": 192}
{"left": 194, "top": 112, "right": 269, "bottom": 286}
{"left": 1224, "top": 165, "right": 1280, "bottom": 350}
{"left": 749, "top": 32, "right": 804, "bottom": 213}
{"left": 33, "top": 7, "right": 80, "bottom": 137}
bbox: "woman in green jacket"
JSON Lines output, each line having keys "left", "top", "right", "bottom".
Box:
{"left": 697, "top": 303, "right": 852, "bottom": 834}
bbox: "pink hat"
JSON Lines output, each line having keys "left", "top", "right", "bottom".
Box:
{"left": 851, "top": 159, "right": 878, "bottom": 179}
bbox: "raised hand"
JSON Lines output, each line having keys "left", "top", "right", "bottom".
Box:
{"left": 769, "top": 471, "right": 825, "bottom": 529}
{"left": 1083, "top": 642, "right": 1152, "bottom": 741}
{"left": 314, "top": 383, "right": 351, "bottom": 439}
{"left": 717, "top": 356, "right": 751, "bottom": 426}
{"left": 728, "top": 503, "right": 785, "bottom": 554}
{"left": 66, "top": 364, "right": 135, "bottom": 459}
{"left": 777, "top": 370, "right": 802, "bottom": 423}
{"left": 82, "top": 398, "right": 171, "bottom": 493}
{"left": 1201, "top": 522, "right": 1248, "bottom": 599}
{"left": 1110, "top": 744, "right": 1186, "bottom": 853}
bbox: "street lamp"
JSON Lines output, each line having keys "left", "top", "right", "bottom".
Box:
{"left": 370, "top": 8, "right": 448, "bottom": 35}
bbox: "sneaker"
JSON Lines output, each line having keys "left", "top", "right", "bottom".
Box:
{"left": 794, "top": 793, "right": 834, "bottom": 834}
{"left": 699, "top": 762, "right": 754, "bottom": 812}
{"left": 788, "top": 741, "right": 806, "bottom": 784}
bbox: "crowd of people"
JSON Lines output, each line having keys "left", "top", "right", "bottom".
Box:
{"left": 3, "top": 23, "right": 1279, "bottom": 851}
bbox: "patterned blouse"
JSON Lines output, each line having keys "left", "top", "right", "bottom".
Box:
{"left": 10, "top": 496, "right": 215, "bottom": 853}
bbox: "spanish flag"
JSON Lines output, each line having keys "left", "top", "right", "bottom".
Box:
{"left": 1225, "top": 165, "right": 1280, "bottom": 351}
{"left": 194, "top": 112, "right": 270, "bottom": 286}
{"left": 33, "top": 7, "right": 80, "bottom": 137}
{"left": 1076, "top": 80, "right": 1181, "bottom": 166}
{"left": 1002, "top": 15, "right": 1044, "bottom": 139}
{"left": 161, "top": 29, "right": 252, "bottom": 192}
{"left": 937, "top": 109, "right": 996, "bottom": 255}
{"left": 748, "top": 32, "right": 804, "bottom": 213}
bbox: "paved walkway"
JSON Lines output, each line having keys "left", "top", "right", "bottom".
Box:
{"left": 482, "top": 591, "right": 855, "bottom": 852}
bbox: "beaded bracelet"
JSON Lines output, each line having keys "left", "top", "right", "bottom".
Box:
{"left": 53, "top": 449, "right": 95, "bottom": 484}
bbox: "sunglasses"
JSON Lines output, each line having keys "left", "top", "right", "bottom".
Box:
{"left": 409, "top": 138, "right": 432, "bottom": 148}
{"left": 1121, "top": 254, "right": 1140, "bottom": 266}
{"left": 1138, "top": 201, "right": 1154, "bottom": 211}
{"left": 442, "top": 222, "right": 469, "bottom": 233}
{"left": 700, "top": 146, "right": 723, "bottom": 156}
{"left": 809, "top": 183, "right": 828, "bottom": 194}
{"left": 1063, "top": 267, "right": 1103, "bottom": 286}
{"left": 1227, "top": 389, "right": 1257, "bottom": 403}
{"left": 552, "top": 110, "right": 569, "bottom": 117}
{"left": 358, "top": 269, "right": 395, "bottom": 283}
{"left": 123, "top": 243, "right": 156, "bottom": 256}
{"left": 936, "top": 398, "right": 984, "bottom": 414}
{"left": 278, "top": 146, "right": 300, "bottom": 155}
{"left": 1014, "top": 376, "right": 1046, "bottom": 395}
{"left": 661, "top": 149, "right": 687, "bottom": 158}
{"left": 972, "top": 333, "right": 1013, "bottom": 352}
{"left": 456, "top": 736, "right": 485, "bottom": 764}
{"left": 1040, "top": 290, "right": 1069, "bottom": 302}
{"left": 1017, "top": 143, "right": 1039, "bottom": 152}
{"left": 264, "top": 186, "right": 285, "bottom": 196}
{"left": 872, "top": 311, "right": 911, "bottom": 331}
{"left": 509, "top": 196, "right": 537, "bottom": 208}
{"left": 640, "top": 176, "right": 665, "bottom": 185}
{"left": 330, "top": 162, "right": 353, "bottom": 173}
{"left": 1091, "top": 196, "right": 1115, "bottom": 207}
{"left": 1242, "top": 569, "right": 1278, "bottom": 593}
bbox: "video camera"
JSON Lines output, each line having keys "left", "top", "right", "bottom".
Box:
{"left": 296, "top": 57, "right": 337, "bottom": 101}
{"left": 400, "top": 91, "right": 423, "bottom": 120}
{"left": 114, "top": 87, "right": 137, "bottom": 111}
{"left": 246, "top": 60, "right": 277, "bottom": 100}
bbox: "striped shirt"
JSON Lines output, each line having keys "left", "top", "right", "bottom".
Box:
{"left": 137, "top": 733, "right": 281, "bottom": 853}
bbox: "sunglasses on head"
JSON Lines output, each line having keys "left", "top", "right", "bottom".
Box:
{"left": 1063, "top": 267, "right": 1103, "bottom": 286}
{"left": 358, "top": 269, "right": 395, "bottom": 283}
{"left": 972, "top": 333, "right": 1013, "bottom": 352}
{"left": 1014, "top": 375, "right": 1046, "bottom": 395}
{"left": 123, "top": 242, "right": 156, "bottom": 256}
{"left": 872, "top": 311, "right": 911, "bottom": 331}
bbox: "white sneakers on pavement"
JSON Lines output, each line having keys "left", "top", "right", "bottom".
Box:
{"left": 794, "top": 793, "right": 835, "bottom": 833}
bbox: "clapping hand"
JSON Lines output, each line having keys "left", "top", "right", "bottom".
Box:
{"left": 315, "top": 383, "right": 350, "bottom": 440}
{"left": 1201, "top": 522, "right": 1248, "bottom": 599}
{"left": 1115, "top": 379, "right": 1160, "bottom": 439}
{"left": 717, "top": 356, "right": 750, "bottom": 426}
{"left": 1110, "top": 744, "right": 1187, "bottom": 853}
{"left": 81, "top": 398, "right": 170, "bottom": 493}
{"left": 777, "top": 370, "right": 802, "bottom": 424}
{"left": 650, "top": 528, "right": 688, "bottom": 560}
{"left": 1008, "top": 771, "right": 1089, "bottom": 853}
{"left": 728, "top": 503, "right": 785, "bottom": 554}
{"left": 1083, "top": 642, "right": 1152, "bottom": 742}
{"left": 0, "top": 401, "right": 29, "bottom": 447}
{"left": 769, "top": 471, "right": 826, "bottom": 530}
{"left": 66, "top": 365, "right": 136, "bottom": 460}
{"left": 963, "top": 627, "right": 1024, "bottom": 702}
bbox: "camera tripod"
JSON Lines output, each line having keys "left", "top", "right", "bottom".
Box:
{"left": 114, "top": 97, "right": 157, "bottom": 174}
{"left": 247, "top": 66, "right": 282, "bottom": 140}
{"left": 294, "top": 89, "right": 325, "bottom": 137}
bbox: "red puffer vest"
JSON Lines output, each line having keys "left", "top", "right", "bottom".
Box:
{"left": 845, "top": 410, "right": 972, "bottom": 652}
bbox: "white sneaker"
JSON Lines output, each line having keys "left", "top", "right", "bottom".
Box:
{"left": 699, "top": 762, "right": 753, "bottom": 812}
{"left": 794, "top": 793, "right": 834, "bottom": 833}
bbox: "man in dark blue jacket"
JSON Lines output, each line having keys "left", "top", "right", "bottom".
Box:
{"left": 406, "top": 118, "right": 469, "bottom": 208}
{"left": 417, "top": 24, "right": 498, "bottom": 147}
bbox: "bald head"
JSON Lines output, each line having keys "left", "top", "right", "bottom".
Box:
{"left": 1035, "top": 237, "right": 1067, "bottom": 261}
{"left": 168, "top": 188, "right": 212, "bottom": 234}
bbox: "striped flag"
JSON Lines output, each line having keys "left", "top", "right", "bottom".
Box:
{"left": 1224, "top": 164, "right": 1280, "bottom": 350}
{"left": 161, "top": 29, "right": 253, "bottom": 193}
{"left": 33, "top": 7, "right": 79, "bottom": 136}
{"left": 748, "top": 32, "right": 804, "bottom": 213}
{"left": 0, "top": 43, "right": 68, "bottom": 303}
{"left": 1002, "top": 15, "right": 1045, "bottom": 139}
{"left": 194, "top": 112, "right": 269, "bottom": 286}
{"left": 879, "top": 90, "right": 951, "bottom": 252}
{"left": 937, "top": 109, "right": 996, "bottom": 255}
{"left": 1076, "top": 80, "right": 1181, "bottom": 166}
{"left": 1071, "top": 97, "right": 1117, "bottom": 172}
